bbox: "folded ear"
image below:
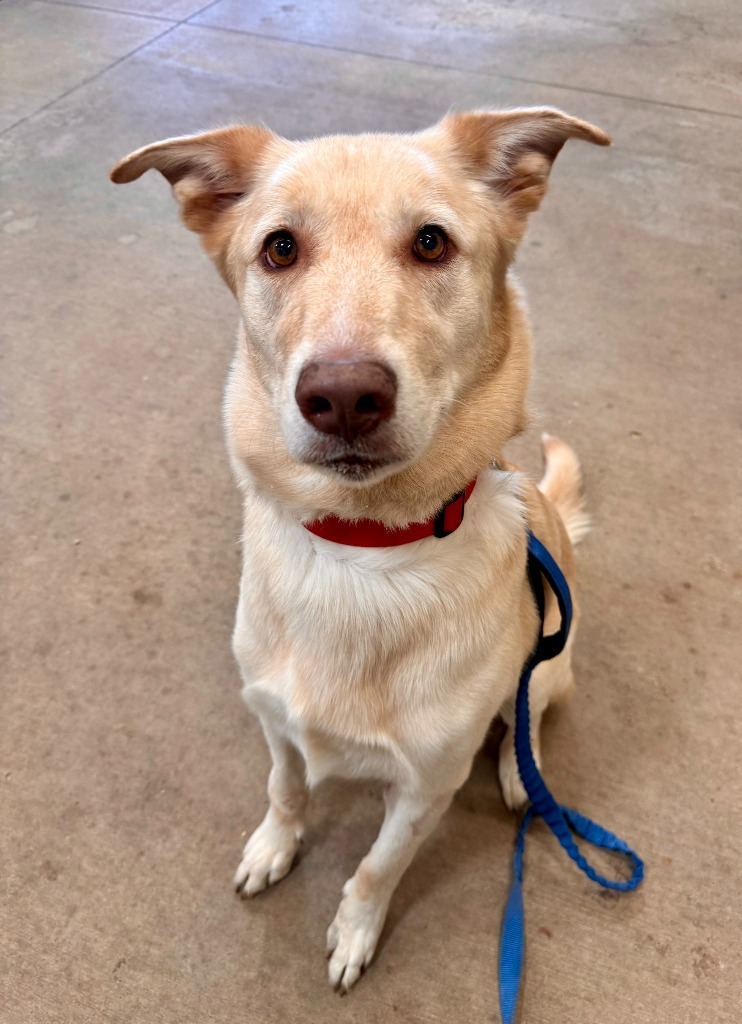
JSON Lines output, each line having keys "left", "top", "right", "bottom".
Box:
{"left": 110, "top": 125, "right": 276, "bottom": 236}
{"left": 440, "top": 107, "right": 610, "bottom": 228}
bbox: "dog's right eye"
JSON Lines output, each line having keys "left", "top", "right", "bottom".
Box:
{"left": 264, "top": 232, "right": 298, "bottom": 268}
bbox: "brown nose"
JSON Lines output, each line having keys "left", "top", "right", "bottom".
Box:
{"left": 295, "top": 360, "right": 397, "bottom": 442}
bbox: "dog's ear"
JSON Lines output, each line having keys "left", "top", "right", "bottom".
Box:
{"left": 110, "top": 124, "right": 276, "bottom": 238}
{"left": 440, "top": 107, "right": 610, "bottom": 229}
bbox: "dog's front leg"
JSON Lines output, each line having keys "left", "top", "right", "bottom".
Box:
{"left": 234, "top": 716, "right": 309, "bottom": 898}
{"left": 327, "top": 783, "right": 454, "bottom": 992}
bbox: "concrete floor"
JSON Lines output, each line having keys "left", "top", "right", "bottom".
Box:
{"left": 1, "top": 1, "right": 740, "bottom": 1021}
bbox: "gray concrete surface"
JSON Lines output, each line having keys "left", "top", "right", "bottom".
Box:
{"left": 1, "top": 1, "right": 740, "bottom": 1021}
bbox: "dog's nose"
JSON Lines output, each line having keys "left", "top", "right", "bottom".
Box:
{"left": 295, "top": 360, "right": 397, "bottom": 442}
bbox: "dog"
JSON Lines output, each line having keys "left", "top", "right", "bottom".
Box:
{"left": 111, "top": 106, "right": 609, "bottom": 992}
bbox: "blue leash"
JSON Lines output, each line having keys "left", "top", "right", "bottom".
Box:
{"left": 499, "top": 533, "right": 644, "bottom": 1024}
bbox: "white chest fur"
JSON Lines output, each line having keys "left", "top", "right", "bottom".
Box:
{"left": 232, "top": 469, "right": 533, "bottom": 786}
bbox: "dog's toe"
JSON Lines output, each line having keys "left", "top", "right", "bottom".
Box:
{"left": 326, "top": 883, "right": 387, "bottom": 993}
{"left": 233, "top": 814, "right": 300, "bottom": 896}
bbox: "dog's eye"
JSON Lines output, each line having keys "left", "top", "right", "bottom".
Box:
{"left": 413, "top": 225, "right": 447, "bottom": 262}
{"left": 265, "top": 231, "right": 297, "bottom": 268}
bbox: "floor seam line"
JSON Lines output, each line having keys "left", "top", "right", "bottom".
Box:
{"left": 3, "top": 8, "right": 740, "bottom": 137}
{"left": 184, "top": 0, "right": 230, "bottom": 22}
{"left": 30, "top": 0, "right": 176, "bottom": 24}
{"left": 0, "top": 0, "right": 224, "bottom": 139}
{"left": 178, "top": 20, "right": 742, "bottom": 123}
{"left": 0, "top": 21, "right": 178, "bottom": 138}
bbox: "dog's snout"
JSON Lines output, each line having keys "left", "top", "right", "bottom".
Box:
{"left": 295, "top": 360, "right": 397, "bottom": 442}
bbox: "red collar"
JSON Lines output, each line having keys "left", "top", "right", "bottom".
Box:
{"left": 304, "top": 479, "right": 477, "bottom": 547}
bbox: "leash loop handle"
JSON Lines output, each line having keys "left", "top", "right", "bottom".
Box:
{"left": 499, "top": 532, "right": 644, "bottom": 1024}
{"left": 515, "top": 661, "right": 644, "bottom": 892}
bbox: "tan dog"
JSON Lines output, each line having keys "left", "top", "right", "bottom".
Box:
{"left": 111, "top": 108, "right": 609, "bottom": 991}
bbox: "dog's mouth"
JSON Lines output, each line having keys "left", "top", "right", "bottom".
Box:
{"left": 298, "top": 435, "right": 407, "bottom": 483}
{"left": 317, "top": 453, "right": 394, "bottom": 481}
{"left": 290, "top": 417, "right": 413, "bottom": 484}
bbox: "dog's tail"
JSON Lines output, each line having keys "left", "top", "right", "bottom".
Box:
{"left": 537, "top": 433, "right": 590, "bottom": 546}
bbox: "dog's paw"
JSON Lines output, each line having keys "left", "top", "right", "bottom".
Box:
{"left": 233, "top": 812, "right": 301, "bottom": 898}
{"left": 499, "top": 729, "right": 539, "bottom": 811}
{"left": 326, "top": 880, "right": 387, "bottom": 993}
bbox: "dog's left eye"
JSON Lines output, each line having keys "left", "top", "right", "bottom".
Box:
{"left": 413, "top": 225, "right": 447, "bottom": 262}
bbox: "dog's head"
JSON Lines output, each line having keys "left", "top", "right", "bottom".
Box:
{"left": 111, "top": 109, "right": 608, "bottom": 520}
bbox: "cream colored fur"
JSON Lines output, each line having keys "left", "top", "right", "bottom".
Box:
{"left": 111, "top": 107, "right": 607, "bottom": 992}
